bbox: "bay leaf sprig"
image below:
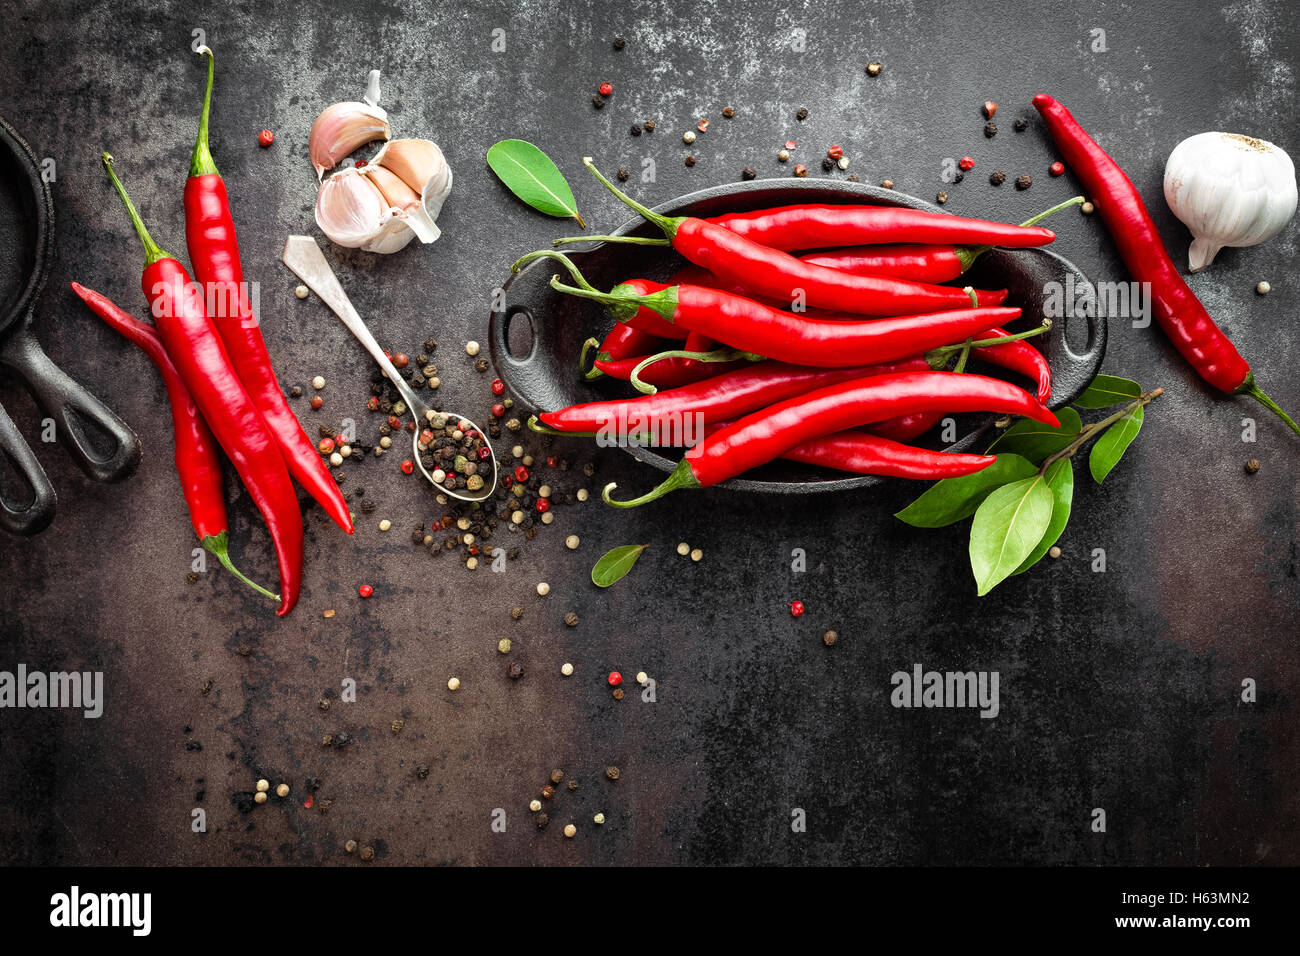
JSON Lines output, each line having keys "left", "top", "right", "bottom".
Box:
{"left": 591, "top": 544, "right": 648, "bottom": 587}
{"left": 487, "top": 139, "right": 586, "bottom": 228}
{"left": 896, "top": 374, "right": 1162, "bottom": 595}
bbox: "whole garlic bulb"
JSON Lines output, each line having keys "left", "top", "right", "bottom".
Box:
{"left": 1163, "top": 132, "right": 1297, "bottom": 271}
{"left": 314, "top": 139, "right": 453, "bottom": 254}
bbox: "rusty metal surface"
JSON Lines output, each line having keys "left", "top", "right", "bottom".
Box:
{"left": 0, "top": 0, "right": 1296, "bottom": 866}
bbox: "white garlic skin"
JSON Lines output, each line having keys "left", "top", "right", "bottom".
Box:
{"left": 1163, "top": 132, "right": 1297, "bottom": 272}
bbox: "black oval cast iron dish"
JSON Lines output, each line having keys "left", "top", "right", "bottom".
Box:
{"left": 489, "top": 179, "right": 1105, "bottom": 494}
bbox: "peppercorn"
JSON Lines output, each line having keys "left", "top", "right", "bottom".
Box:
{"left": 612, "top": 35, "right": 625, "bottom": 49}
{"left": 563, "top": 611, "right": 579, "bottom": 628}
{"left": 360, "top": 846, "right": 374, "bottom": 861}
{"left": 561, "top": 662, "right": 574, "bottom": 676}
{"left": 289, "top": 385, "right": 302, "bottom": 397}
{"left": 821, "top": 158, "right": 834, "bottom": 172}
{"left": 612, "top": 688, "right": 624, "bottom": 700}
{"left": 1016, "top": 174, "right": 1032, "bottom": 190}
{"left": 684, "top": 155, "right": 696, "bottom": 167}
{"left": 866, "top": 61, "right": 883, "bottom": 76}
{"left": 254, "top": 791, "right": 267, "bottom": 804}
{"left": 358, "top": 584, "right": 373, "bottom": 598}
{"left": 605, "top": 766, "right": 620, "bottom": 781}
{"left": 551, "top": 769, "right": 564, "bottom": 784}
{"left": 777, "top": 149, "right": 790, "bottom": 163}
{"left": 793, "top": 164, "right": 808, "bottom": 178}
{"left": 722, "top": 106, "right": 735, "bottom": 118}
{"left": 616, "top": 167, "right": 630, "bottom": 181}
{"left": 796, "top": 107, "right": 808, "bottom": 120}
{"left": 958, "top": 156, "right": 974, "bottom": 171}
{"left": 1256, "top": 281, "right": 1271, "bottom": 295}
{"left": 541, "top": 784, "right": 555, "bottom": 800}
{"left": 536, "top": 813, "right": 549, "bottom": 829}
{"left": 984, "top": 122, "right": 997, "bottom": 137}
{"left": 953, "top": 172, "right": 964, "bottom": 183}
{"left": 311, "top": 395, "right": 323, "bottom": 409}
{"left": 880, "top": 179, "right": 893, "bottom": 189}
{"left": 591, "top": 93, "right": 605, "bottom": 109}
{"left": 257, "top": 128, "right": 274, "bottom": 147}
{"left": 823, "top": 630, "right": 838, "bottom": 647}
{"left": 1245, "top": 458, "right": 1261, "bottom": 474}
{"left": 1081, "top": 201, "right": 1095, "bottom": 214}
{"left": 936, "top": 191, "right": 948, "bottom": 204}
{"left": 790, "top": 600, "right": 805, "bottom": 617}
{"left": 1013, "top": 118, "right": 1028, "bottom": 132}
{"left": 1050, "top": 161, "right": 1065, "bottom": 176}
{"left": 508, "top": 662, "right": 524, "bottom": 680}
{"left": 982, "top": 101, "right": 998, "bottom": 119}
{"left": 643, "top": 119, "right": 655, "bottom": 132}
{"left": 498, "top": 638, "right": 512, "bottom": 654}
{"left": 608, "top": 671, "right": 623, "bottom": 687}
{"left": 682, "top": 130, "right": 696, "bottom": 145}
{"left": 598, "top": 81, "right": 613, "bottom": 96}
{"left": 630, "top": 123, "right": 642, "bottom": 136}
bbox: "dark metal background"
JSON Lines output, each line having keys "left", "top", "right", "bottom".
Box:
{"left": 0, "top": 0, "right": 1295, "bottom": 866}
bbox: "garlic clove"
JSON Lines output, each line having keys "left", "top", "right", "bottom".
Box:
{"left": 374, "top": 139, "right": 448, "bottom": 196}
{"left": 315, "top": 167, "right": 391, "bottom": 248}
{"left": 309, "top": 102, "right": 392, "bottom": 180}
{"left": 366, "top": 164, "right": 422, "bottom": 214}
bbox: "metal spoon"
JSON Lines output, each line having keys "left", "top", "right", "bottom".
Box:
{"left": 281, "top": 235, "right": 498, "bottom": 503}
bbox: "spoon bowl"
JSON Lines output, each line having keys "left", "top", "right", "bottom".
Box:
{"left": 281, "top": 235, "right": 497, "bottom": 503}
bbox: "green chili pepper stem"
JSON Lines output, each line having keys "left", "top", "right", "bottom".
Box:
{"left": 954, "top": 196, "right": 1086, "bottom": 272}
{"left": 188, "top": 45, "right": 220, "bottom": 179}
{"left": 952, "top": 340, "right": 974, "bottom": 374}
{"left": 527, "top": 416, "right": 573, "bottom": 436}
{"left": 602, "top": 458, "right": 700, "bottom": 508}
{"left": 1239, "top": 376, "right": 1300, "bottom": 437}
{"left": 628, "top": 348, "right": 765, "bottom": 395}
{"left": 553, "top": 235, "right": 671, "bottom": 247}
{"left": 1037, "top": 387, "right": 1163, "bottom": 477}
{"left": 579, "top": 337, "right": 603, "bottom": 380}
{"left": 512, "top": 249, "right": 593, "bottom": 285}
{"left": 582, "top": 157, "right": 684, "bottom": 238}
{"left": 549, "top": 275, "right": 677, "bottom": 324}
{"left": 203, "top": 531, "right": 280, "bottom": 602}
{"left": 102, "top": 153, "right": 172, "bottom": 267}
{"left": 927, "top": 320, "right": 1053, "bottom": 366}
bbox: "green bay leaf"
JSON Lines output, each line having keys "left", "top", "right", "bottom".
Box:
{"left": 486, "top": 139, "right": 585, "bottom": 227}
{"left": 1013, "top": 459, "right": 1074, "bottom": 575}
{"left": 985, "top": 406, "right": 1082, "bottom": 462}
{"left": 1089, "top": 405, "right": 1144, "bottom": 483}
{"left": 1073, "top": 374, "right": 1142, "bottom": 409}
{"left": 894, "top": 454, "right": 1037, "bottom": 528}
{"left": 591, "top": 544, "right": 648, "bottom": 588}
{"left": 969, "top": 475, "right": 1055, "bottom": 595}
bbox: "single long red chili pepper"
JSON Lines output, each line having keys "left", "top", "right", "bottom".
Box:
{"left": 596, "top": 323, "right": 668, "bottom": 362}
{"left": 536, "top": 360, "right": 929, "bottom": 434}
{"left": 867, "top": 409, "right": 946, "bottom": 442}
{"left": 959, "top": 327, "right": 1052, "bottom": 404}
{"left": 1032, "top": 94, "right": 1299, "bottom": 435}
{"left": 603, "top": 371, "right": 1058, "bottom": 506}
{"left": 563, "top": 273, "right": 1023, "bottom": 368}
{"left": 103, "top": 153, "right": 304, "bottom": 616}
{"left": 707, "top": 203, "right": 1057, "bottom": 252}
{"left": 700, "top": 420, "right": 993, "bottom": 478}
{"left": 576, "top": 160, "right": 1008, "bottom": 315}
{"left": 186, "top": 47, "right": 354, "bottom": 530}
{"left": 71, "top": 282, "right": 278, "bottom": 602}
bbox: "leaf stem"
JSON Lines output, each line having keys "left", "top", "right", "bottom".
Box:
{"left": 1039, "top": 387, "right": 1163, "bottom": 477}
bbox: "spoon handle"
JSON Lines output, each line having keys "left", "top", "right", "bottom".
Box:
{"left": 280, "top": 235, "right": 423, "bottom": 415}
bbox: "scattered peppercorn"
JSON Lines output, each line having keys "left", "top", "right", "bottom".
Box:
{"left": 722, "top": 106, "right": 735, "bottom": 118}
{"left": 511, "top": 606, "right": 523, "bottom": 620}
{"left": 1256, "top": 281, "right": 1271, "bottom": 295}
{"left": 630, "top": 123, "right": 642, "bottom": 136}
{"left": 564, "top": 611, "right": 579, "bottom": 627}
{"left": 276, "top": 783, "right": 290, "bottom": 797}
{"left": 360, "top": 846, "right": 374, "bottom": 861}
{"left": 497, "top": 638, "right": 512, "bottom": 654}
{"left": 1049, "top": 546, "right": 1063, "bottom": 559}
{"left": 741, "top": 166, "right": 756, "bottom": 180}
{"left": 984, "top": 122, "right": 997, "bottom": 138}
{"left": 1245, "top": 458, "right": 1261, "bottom": 474}
{"left": 643, "top": 119, "right": 655, "bottom": 132}
{"left": 541, "top": 784, "right": 555, "bottom": 800}
{"left": 697, "top": 118, "right": 710, "bottom": 133}
{"left": 561, "top": 662, "right": 574, "bottom": 676}
{"left": 682, "top": 130, "right": 696, "bottom": 145}
{"left": 1081, "top": 201, "right": 1095, "bottom": 214}
{"left": 598, "top": 81, "right": 613, "bottom": 96}
{"left": 1050, "top": 161, "right": 1065, "bottom": 176}
{"left": 612, "top": 36, "right": 625, "bottom": 49}
{"left": 936, "top": 191, "right": 948, "bottom": 204}
{"left": 989, "top": 170, "right": 1006, "bottom": 186}
{"left": 793, "top": 164, "right": 808, "bottom": 177}
{"left": 616, "top": 167, "right": 630, "bottom": 181}
{"left": 777, "top": 149, "right": 790, "bottom": 163}
{"left": 358, "top": 584, "right": 373, "bottom": 598}
{"left": 257, "top": 129, "right": 274, "bottom": 147}
{"left": 1016, "top": 174, "right": 1032, "bottom": 190}
{"left": 982, "top": 101, "right": 998, "bottom": 119}
{"left": 796, "top": 107, "right": 808, "bottom": 121}
{"left": 591, "top": 94, "right": 605, "bottom": 109}
{"left": 958, "top": 156, "right": 974, "bottom": 171}
{"left": 550, "top": 769, "right": 564, "bottom": 784}
{"left": 608, "top": 671, "right": 623, "bottom": 687}
{"left": 605, "top": 766, "right": 620, "bottom": 781}
{"left": 685, "top": 155, "right": 696, "bottom": 167}
{"left": 310, "top": 395, "right": 323, "bottom": 409}
{"left": 821, "top": 158, "right": 834, "bottom": 172}
{"left": 823, "top": 630, "right": 838, "bottom": 646}
{"left": 790, "top": 600, "right": 805, "bottom": 617}
{"left": 536, "top": 813, "right": 549, "bottom": 829}
{"left": 612, "top": 688, "right": 625, "bottom": 700}
{"left": 880, "top": 179, "right": 893, "bottom": 189}
{"left": 866, "top": 61, "right": 883, "bottom": 76}
{"left": 1013, "top": 118, "right": 1028, "bottom": 132}
{"left": 508, "top": 662, "right": 524, "bottom": 680}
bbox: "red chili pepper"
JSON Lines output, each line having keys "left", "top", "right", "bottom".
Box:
{"left": 536, "top": 359, "right": 930, "bottom": 435}
{"left": 959, "top": 327, "right": 1052, "bottom": 404}
{"left": 596, "top": 322, "right": 670, "bottom": 362}
{"left": 784, "top": 430, "right": 993, "bottom": 477}
{"left": 103, "top": 154, "right": 302, "bottom": 614}
{"left": 186, "top": 47, "right": 355, "bottom": 532}
{"left": 863, "top": 410, "right": 946, "bottom": 442}
{"left": 1032, "top": 94, "right": 1298, "bottom": 435}
{"left": 707, "top": 203, "right": 1056, "bottom": 252}
{"left": 71, "top": 283, "right": 278, "bottom": 602}
{"left": 604, "top": 371, "right": 1058, "bottom": 506}
{"left": 579, "top": 275, "right": 1024, "bottom": 368}
{"left": 578, "top": 162, "right": 1009, "bottom": 316}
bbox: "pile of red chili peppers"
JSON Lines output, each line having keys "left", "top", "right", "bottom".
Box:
{"left": 73, "top": 46, "right": 353, "bottom": 615}
{"left": 526, "top": 161, "right": 1065, "bottom": 507}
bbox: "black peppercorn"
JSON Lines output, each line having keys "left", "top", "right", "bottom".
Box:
{"left": 289, "top": 385, "right": 302, "bottom": 397}
{"left": 953, "top": 172, "right": 964, "bottom": 184}
{"left": 684, "top": 155, "right": 696, "bottom": 167}
{"left": 630, "top": 123, "right": 642, "bottom": 136}
{"left": 424, "top": 337, "right": 437, "bottom": 352}
{"left": 612, "top": 35, "right": 625, "bottom": 49}
{"left": 508, "top": 662, "right": 524, "bottom": 680}
{"left": 536, "top": 813, "right": 549, "bottom": 828}
{"left": 984, "top": 122, "right": 997, "bottom": 137}
{"left": 990, "top": 170, "right": 1006, "bottom": 186}
{"left": 821, "top": 158, "right": 834, "bottom": 171}
{"left": 550, "top": 769, "right": 564, "bottom": 784}
{"left": 592, "top": 94, "right": 605, "bottom": 109}
{"left": 1013, "top": 118, "right": 1028, "bottom": 132}
{"left": 741, "top": 166, "right": 757, "bottom": 180}
{"left": 796, "top": 107, "right": 808, "bottom": 120}
{"left": 617, "top": 167, "right": 630, "bottom": 181}
{"left": 1016, "top": 174, "right": 1032, "bottom": 190}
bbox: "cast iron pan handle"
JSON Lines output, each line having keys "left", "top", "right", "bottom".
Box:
{"left": 0, "top": 323, "right": 140, "bottom": 483}
{"left": 0, "top": 397, "right": 56, "bottom": 534}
